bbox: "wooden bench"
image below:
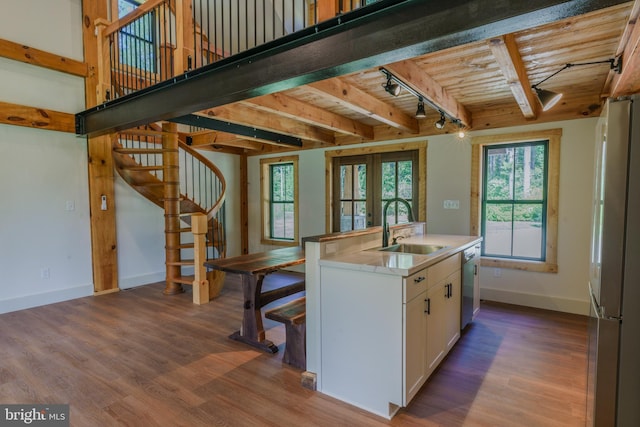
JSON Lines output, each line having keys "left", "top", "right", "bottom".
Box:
{"left": 265, "top": 297, "right": 306, "bottom": 369}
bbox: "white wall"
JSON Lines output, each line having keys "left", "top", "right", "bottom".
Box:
{"left": 0, "top": 0, "right": 90, "bottom": 314}
{"left": 465, "top": 119, "right": 597, "bottom": 315}
{"left": 247, "top": 149, "right": 328, "bottom": 252}
{"left": 248, "top": 118, "right": 597, "bottom": 315}
{"left": 0, "top": 0, "right": 246, "bottom": 310}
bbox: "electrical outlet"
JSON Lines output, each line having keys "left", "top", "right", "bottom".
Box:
{"left": 65, "top": 200, "right": 75, "bottom": 211}
{"left": 493, "top": 268, "right": 502, "bottom": 277}
{"left": 41, "top": 268, "right": 50, "bottom": 279}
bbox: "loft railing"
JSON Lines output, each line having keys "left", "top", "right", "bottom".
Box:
{"left": 117, "top": 129, "right": 227, "bottom": 259}
{"left": 95, "top": 0, "right": 380, "bottom": 103}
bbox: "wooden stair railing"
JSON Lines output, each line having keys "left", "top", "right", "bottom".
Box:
{"left": 112, "top": 125, "right": 226, "bottom": 303}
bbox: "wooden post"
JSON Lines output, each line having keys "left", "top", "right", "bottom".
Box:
{"left": 173, "top": 0, "right": 194, "bottom": 74}
{"left": 82, "top": 0, "right": 118, "bottom": 295}
{"left": 192, "top": 213, "right": 209, "bottom": 304}
{"left": 317, "top": 0, "right": 339, "bottom": 21}
{"left": 94, "top": 18, "right": 111, "bottom": 103}
{"left": 162, "top": 122, "right": 183, "bottom": 295}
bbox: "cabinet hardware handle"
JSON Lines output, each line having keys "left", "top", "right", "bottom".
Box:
{"left": 425, "top": 298, "right": 431, "bottom": 314}
{"left": 474, "top": 264, "right": 478, "bottom": 275}
{"left": 445, "top": 283, "right": 452, "bottom": 298}
{"left": 414, "top": 276, "right": 425, "bottom": 283}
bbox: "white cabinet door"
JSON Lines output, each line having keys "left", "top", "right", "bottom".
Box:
{"left": 425, "top": 282, "right": 446, "bottom": 374}
{"left": 444, "top": 270, "right": 461, "bottom": 351}
{"left": 404, "top": 290, "right": 427, "bottom": 403}
{"left": 473, "top": 258, "right": 481, "bottom": 319}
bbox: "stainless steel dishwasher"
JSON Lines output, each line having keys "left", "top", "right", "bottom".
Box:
{"left": 461, "top": 244, "right": 480, "bottom": 330}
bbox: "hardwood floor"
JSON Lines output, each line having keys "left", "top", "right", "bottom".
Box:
{"left": 0, "top": 275, "right": 588, "bottom": 426}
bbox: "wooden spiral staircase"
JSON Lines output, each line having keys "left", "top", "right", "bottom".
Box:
{"left": 111, "top": 123, "right": 227, "bottom": 298}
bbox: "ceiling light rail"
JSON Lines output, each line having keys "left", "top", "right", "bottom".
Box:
{"left": 531, "top": 57, "right": 622, "bottom": 111}
{"left": 380, "top": 67, "right": 465, "bottom": 136}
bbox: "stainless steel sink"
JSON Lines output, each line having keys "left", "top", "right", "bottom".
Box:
{"left": 377, "top": 243, "right": 446, "bottom": 255}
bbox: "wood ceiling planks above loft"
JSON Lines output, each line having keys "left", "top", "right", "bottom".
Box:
{"left": 182, "top": 2, "right": 639, "bottom": 155}
{"left": 75, "top": 1, "right": 640, "bottom": 155}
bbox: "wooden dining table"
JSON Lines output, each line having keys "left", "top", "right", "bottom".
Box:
{"left": 204, "top": 246, "right": 305, "bottom": 353}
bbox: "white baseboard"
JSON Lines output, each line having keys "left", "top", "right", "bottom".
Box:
{"left": 119, "top": 267, "right": 194, "bottom": 290}
{"left": 0, "top": 284, "right": 93, "bottom": 314}
{"left": 480, "top": 287, "right": 590, "bottom": 315}
{"left": 119, "top": 271, "right": 166, "bottom": 289}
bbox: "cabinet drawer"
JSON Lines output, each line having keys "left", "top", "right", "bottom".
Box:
{"left": 404, "top": 268, "right": 428, "bottom": 302}
{"left": 427, "top": 253, "right": 461, "bottom": 289}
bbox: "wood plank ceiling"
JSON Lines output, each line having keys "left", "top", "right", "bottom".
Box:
{"left": 174, "top": 2, "right": 639, "bottom": 154}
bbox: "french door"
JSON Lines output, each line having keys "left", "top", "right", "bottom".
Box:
{"left": 332, "top": 150, "right": 419, "bottom": 232}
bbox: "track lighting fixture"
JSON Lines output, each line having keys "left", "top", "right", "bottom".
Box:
{"left": 380, "top": 67, "right": 465, "bottom": 133}
{"left": 415, "top": 98, "right": 426, "bottom": 118}
{"left": 531, "top": 58, "right": 621, "bottom": 111}
{"left": 383, "top": 78, "right": 401, "bottom": 96}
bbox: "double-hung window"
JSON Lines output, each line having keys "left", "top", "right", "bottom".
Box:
{"left": 482, "top": 141, "right": 548, "bottom": 259}
{"left": 261, "top": 156, "right": 298, "bottom": 245}
{"left": 471, "top": 130, "right": 560, "bottom": 272}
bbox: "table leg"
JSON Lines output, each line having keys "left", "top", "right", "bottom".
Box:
{"left": 229, "top": 273, "right": 278, "bottom": 353}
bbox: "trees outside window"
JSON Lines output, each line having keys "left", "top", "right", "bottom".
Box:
{"left": 482, "top": 141, "right": 548, "bottom": 260}
{"left": 261, "top": 156, "right": 299, "bottom": 246}
{"left": 471, "top": 130, "right": 560, "bottom": 273}
{"left": 331, "top": 148, "right": 422, "bottom": 232}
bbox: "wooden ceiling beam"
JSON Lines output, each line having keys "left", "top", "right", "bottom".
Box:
{"left": 0, "top": 101, "right": 75, "bottom": 133}
{"left": 488, "top": 34, "right": 538, "bottom": 119}
{"left": 0, "top": 38, "right": 88, "bottom": 77}
{"left": 307, "top": 78, "right": 419, "bottom": 133}
{"left": 384, "top": 60, "right": 473, "bottom": 128}
{"left": 185, "top": 130, "right": 271, "bottom": 150}
{"left": 608, "top": 1, "right": 640, "bottom": 97}
{"left": 243, "top": 93, "right": 374, "bottom": 139}
{"left": 198, "top": 104, "right": 336, "bottom": 145}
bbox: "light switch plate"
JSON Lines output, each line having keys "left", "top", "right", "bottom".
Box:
{"left": 443, "top": 200, "right": 460, "bottom": 209}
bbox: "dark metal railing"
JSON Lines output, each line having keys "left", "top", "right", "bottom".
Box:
{"left": 103, "top": 0, "right": 175, "bottom": 100}
{"left": 101, "top": 0, "right": 380, "bottom": 101}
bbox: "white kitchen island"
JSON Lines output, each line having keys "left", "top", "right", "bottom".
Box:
{"left": 303, "top": 226, "right": 481, "bottom": 419}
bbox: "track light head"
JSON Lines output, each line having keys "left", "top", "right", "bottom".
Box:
{"left": 533, "top": 86, "right": 563, "bottom": 111}
{"left": 434, "top": 113, "right": 446, "bottom": 129}
{"left": 456, "top": 121, "right": 466, "bottom": 139}
{"left": 383, "top": 78, "right": 401, "bottom": 96}
{"left": 415, "top": 98, "right": 426, "bottom": 118}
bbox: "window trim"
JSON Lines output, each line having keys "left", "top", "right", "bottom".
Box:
{"left": 471, "top": 129, "right": 560, "bottom": 273}
{"left": 260, "top": 156, "right": 299, "bottom": 246}
{"left": 325, "top": 141, "right": 427, "bottom": 233}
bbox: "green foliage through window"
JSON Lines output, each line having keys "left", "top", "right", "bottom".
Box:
{"left": 382, "top": 160, "right": 413, "bottom": 225}
{"left": 270, "top": 163, "right": 295, "bottom": 240}
{"left": 481, "top": 141, "right": 548, "bottom": 260}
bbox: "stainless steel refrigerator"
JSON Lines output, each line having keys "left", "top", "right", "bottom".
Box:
{"left": 587, "top": 96, "right": 640, "bottom": 426}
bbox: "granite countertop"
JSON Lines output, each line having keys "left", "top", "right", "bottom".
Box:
{"left": 318, "top": 234, "right": 482, "bottom": 276}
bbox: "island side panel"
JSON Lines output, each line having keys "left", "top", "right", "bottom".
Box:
{"left": 304, "top": 241, "right": 322, "bottom": 388}
{"left": 319, "top": 266, "right": 403, "bottom": 419}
